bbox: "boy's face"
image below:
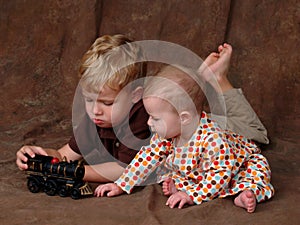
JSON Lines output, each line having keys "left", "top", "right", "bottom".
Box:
{"left": 83, "top": 85, "right": 133, "bottom": 128}
{"left": 143, "top": 97, "right": 181, "bottom": 139}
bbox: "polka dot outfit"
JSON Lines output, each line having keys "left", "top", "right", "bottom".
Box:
{"left": 115, "top": 112, "right": 274, "bottom": 204}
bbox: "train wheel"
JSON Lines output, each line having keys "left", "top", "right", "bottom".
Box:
{"left": 44, "top": 179, "right": 57, "bottom": 196}
{"left": 58, "top": 186, "right": 68, "bottom": 197}
{"left": 27, "top": 177, "right": 41, "bottom": 193}
{"left": 70, "top": 188, "right": 81, "bottom": 200}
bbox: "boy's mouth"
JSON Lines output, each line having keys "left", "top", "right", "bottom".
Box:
{"left": 93, "top": 118, "right": 105, "bottom": 125}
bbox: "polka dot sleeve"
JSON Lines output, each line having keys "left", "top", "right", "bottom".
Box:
{"left": 115, "top": 134, "right": 167, "bottom": 194}
{"left": 179, "top": 133, "right": 234, "bottom": 204}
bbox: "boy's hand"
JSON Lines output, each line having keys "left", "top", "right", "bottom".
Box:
{"left": 16, "top": 146, "right": 48, "bottom": 170}
{"left": 166, "top": 191, "right": 194, "bottom": 209}
{"left": 94, "top": 183, "right": 124, "bottom": 197}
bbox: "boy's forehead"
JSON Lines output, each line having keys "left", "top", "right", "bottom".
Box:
{"left": 82, "top": 85, "right": 120, "bottom": 99}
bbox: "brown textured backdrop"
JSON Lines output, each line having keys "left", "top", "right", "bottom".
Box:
{"left": 0, "top": 1, "right": 299, "bottom": 224}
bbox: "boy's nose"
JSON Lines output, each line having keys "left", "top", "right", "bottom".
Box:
{"left": 93, "top": 102, "right": 103, "bottom": 115}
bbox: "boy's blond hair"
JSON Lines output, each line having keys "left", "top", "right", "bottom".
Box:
{"left": 143, "top": 65, "right": 205, "bottom": 114}
{"left": 79, "top": 34, "right": 146, "bottom": 92}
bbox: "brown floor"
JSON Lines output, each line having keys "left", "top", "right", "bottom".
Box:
{"left": 1, "top": 137, "right": 299, "bottom": 225}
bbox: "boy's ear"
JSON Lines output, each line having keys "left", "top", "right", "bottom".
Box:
{"left": 179, "top": 111, "right": 192, "bottom": 125}
{"left": 131, "top": 86, "right": 143, "bottom": 103}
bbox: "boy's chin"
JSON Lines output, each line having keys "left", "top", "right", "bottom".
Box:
{"left": 95, "top": 123, "right": 112, "bottom": 128}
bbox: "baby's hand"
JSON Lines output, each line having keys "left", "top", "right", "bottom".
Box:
{"left": 16, "top": 145, "right": 48, "bottom": 170}
{"left": 94, "top": 183, "right": 124, "bottom": 197}
{"left": 166, "top": 191, "right": 194, "bottom": 209}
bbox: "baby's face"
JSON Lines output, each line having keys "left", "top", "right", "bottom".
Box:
{"left": 144, "top": 97, "right": 181, "bottom": 139}
{"left": 83, "top": 85, "right": 133, "bottom": 128}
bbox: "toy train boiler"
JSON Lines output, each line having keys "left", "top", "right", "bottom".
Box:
{"left": 25, "top": 154, "right": 93, "bottom": 199}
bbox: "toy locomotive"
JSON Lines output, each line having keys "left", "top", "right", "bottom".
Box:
{"left": 25, "top": 154, "right": 93, "bottom": 199}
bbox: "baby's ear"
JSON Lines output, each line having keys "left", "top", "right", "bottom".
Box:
{"left": 131, "top": 86, "right": 143, "bottom": 103}
{"left": 179, "top": 111, "right": 193, "bottom": 125}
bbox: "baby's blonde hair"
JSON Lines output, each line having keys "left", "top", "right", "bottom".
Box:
{"left": 79, "top": 34, "right": 146, "bottom": 92}
{"left": 144, "top": 65, "right": 205, "bottom": 114}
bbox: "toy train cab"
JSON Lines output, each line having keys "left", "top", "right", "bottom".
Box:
{"left": 25, "top": 154, "right": 93, "bottom": 199}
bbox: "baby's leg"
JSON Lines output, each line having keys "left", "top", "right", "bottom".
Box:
{"left": 162, "top": 177, "right": 177, "bottom": 196}
{"left": 234, "top": 190, "right": 257, "bottom": 213}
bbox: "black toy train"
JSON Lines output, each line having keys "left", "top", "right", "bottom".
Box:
{"left": 25, "top": 154, "right": 93, "bottom": 199}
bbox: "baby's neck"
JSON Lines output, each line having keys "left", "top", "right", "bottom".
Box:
{"left": 173, "top": 119, "right": 199, "bottom": 147}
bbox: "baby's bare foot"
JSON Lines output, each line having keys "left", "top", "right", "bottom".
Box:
{"left": 162, "top": 177, "right": 177, "bottom": 196}
{"left": 234, "top": 190, "right": 257, "bottom": 213}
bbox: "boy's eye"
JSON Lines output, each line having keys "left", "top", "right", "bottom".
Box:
{"left": 103, "top": 102, "right": 113, "bottom": 106}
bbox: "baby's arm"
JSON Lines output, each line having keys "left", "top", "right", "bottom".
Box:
{"left": 114, "top": 145, "right": 162, "bottom": 194}
{"left": 93, "top": 146, "right": 157, "bottom": 197}
{"left": 94, "top": 136, "right": 166, "bottom": 197}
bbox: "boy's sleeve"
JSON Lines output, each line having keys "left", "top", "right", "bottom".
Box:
{"left": 114, "top": 135, "right": 166, "bottom": 194}
{"left": 210, "top": 88, "right": 269, "bottom": 144}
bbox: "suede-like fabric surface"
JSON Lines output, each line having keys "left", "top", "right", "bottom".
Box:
{"left": 0, "top": 1, "right": 299, "bottom": 224}
{"left": 1, "top": 138, "right": 299, "bottom": 225}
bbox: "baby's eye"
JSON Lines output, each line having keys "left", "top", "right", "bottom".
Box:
{"left": 151, "top": 117, "right": 159, "bottom": 121}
